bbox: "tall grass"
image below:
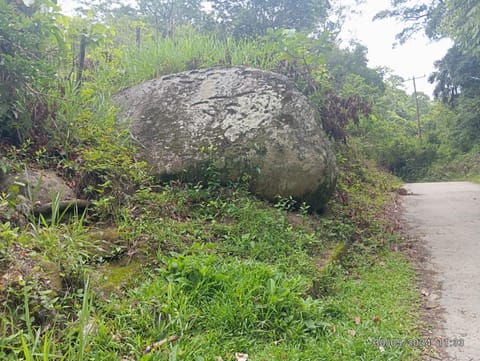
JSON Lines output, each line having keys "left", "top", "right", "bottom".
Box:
{"left": 73, "top": 276, "right": 93, "bottom": 361}
{"left": 116, "top": 27, "right": 281, "bottom": 89}
{"left": 1, "top": 276, "right": 93, "bottom": 360}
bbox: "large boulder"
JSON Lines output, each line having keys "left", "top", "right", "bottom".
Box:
{"left": 114, "top": 66, "right": 337, "bottom": 211}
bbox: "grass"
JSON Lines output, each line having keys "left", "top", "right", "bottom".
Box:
{"left": 423, "top": 150, "right": 480, "bottom": 182}
{"left": 79, "top": 250, "right": 419, "bottom": 361}
{"left": 0, "top": 24, "right": 422, "bottom": 361}
{"left": 469, "top": 176, "right": 480, "bottom": 183}
{"left": 0, "top": 145, "right": 422, "bottom": 360}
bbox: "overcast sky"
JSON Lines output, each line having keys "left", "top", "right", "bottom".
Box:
{"left": 58, "top": 0, "right": 452, "bottom": 96}
{"left": 339, "top": 0, "right": 452, "bottom": 96}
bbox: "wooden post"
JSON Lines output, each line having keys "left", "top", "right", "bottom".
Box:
{"left": 76, "top": 33, "right": 87, "bottom": 90}
{"left": 136, "top": 26, "right": 141, "bottom": 52}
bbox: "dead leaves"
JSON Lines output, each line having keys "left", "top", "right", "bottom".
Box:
{"left": 346, "top": 314, "right": 381, "bottom": 337}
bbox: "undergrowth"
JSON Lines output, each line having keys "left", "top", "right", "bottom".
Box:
{"left": 0, "top": 144, "right": 421, "bottom": 360}
{"left": 424, "top": 150, "right": 480, "bottom": 182}
{"left": 0, "top": 23, "right": 423, "bottom": 361}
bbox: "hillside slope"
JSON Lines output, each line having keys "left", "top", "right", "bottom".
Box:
{"left": 0, "top": 144, "right": 423, "bottom": 360}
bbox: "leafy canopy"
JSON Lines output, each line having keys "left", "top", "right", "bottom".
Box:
{"left": 375, "top": 0, "right": 480, "bottom": 56}
{"left": 373, "top": 0, "right": 447, "bottom": 44}
{"left": 0, "top": 0, "right": 64, "bottom": 144}
{"left": 210, "top": 0, "right": 331, "bottom": 38}
{"left": 429, "top": 46, "right": 480, "bottom": 104}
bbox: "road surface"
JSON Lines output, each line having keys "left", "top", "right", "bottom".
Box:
{"left": 402, "top": 182, "right": 480, "bottom": 361}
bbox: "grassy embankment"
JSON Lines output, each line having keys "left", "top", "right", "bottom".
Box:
{"left": 0, "top": 145, "right": 422, "bottom": 360}
{"left": 1, "top": 30, "right": 422, "bottom": 360}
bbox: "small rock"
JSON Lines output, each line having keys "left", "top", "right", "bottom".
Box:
{"left": 426, "top": 302, "right": 440, "bottom": 309}
{"left": 421, "top": 289, "right": 430, "bottom": 297}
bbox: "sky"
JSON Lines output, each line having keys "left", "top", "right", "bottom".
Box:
{"left": 339, "top": 0, "right": 452, "bottom": 96}
{"left": 57, "top": 0, "right": 452, "bottom": 97}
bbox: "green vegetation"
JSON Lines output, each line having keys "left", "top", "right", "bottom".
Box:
{"left": 374, "top": 0, "right": 480, "bottom": 181}
{"left": 1, "top": 143, "right": 422, "bottom": 360}
{"left": 2, "top": 0, "right": 479, "bottom": 359}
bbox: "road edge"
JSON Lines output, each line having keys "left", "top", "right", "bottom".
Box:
{"left": 396, "top": 190, "right": 449, "bottom": 361}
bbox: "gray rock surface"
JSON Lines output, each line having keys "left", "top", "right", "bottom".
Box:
{"left": 0, "top": 168, "right": 76, "bottom": 203}
{"left": 114, "top": 66, "right": 337, "bottom": 211}
{"left": 0, "top": 168, "right": 79, "bottom": 221}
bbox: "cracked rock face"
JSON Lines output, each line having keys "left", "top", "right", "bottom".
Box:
{"left": 114, "top": 66, "right": 337, "bottom": 211}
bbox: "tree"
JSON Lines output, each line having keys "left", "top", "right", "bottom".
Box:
{"left": 373, "top": 0, "right": 447, "bottom": 44}
{"left": 349, "top": 80, "right": 438, "bottom": 180}
{"left": 375, "top": 0, "right": 480, "bottom": 56}
{"left": 325, "top": 42, "right": 385, "bottom": 99}
{"left": 429, "top": 45, "right": 480, "bottom": 104}
{"left": 210, "top": 0, "right": 331, "bottom": 38}
{"left": 136, "top": 0, "right": 204, "bottom": 37}
{"left": 0, "top": 0, "right": 64, "bottom": 144}
{"left": 428, "top": 45, "right": 480, "bottom": 152}
{"left": 444, "top": 0, "right": 480, "bottom": 56}
{"left": 450, "top": 97, "right": 480, "bottom": 152}
{"left": 375, "top": 1, "right": 480, "bottom": 157}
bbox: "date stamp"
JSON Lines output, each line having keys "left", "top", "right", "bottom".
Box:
{"left": 371, "top": 337, "right": 465, "bottom": 348}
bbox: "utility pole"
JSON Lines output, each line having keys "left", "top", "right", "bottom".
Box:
{"left": 404, "top": 75, "right": 426, "bottom": 143}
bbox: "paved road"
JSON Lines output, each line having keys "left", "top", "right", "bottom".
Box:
{"left": 402, "top": 182, "right": 480, "bottom": 361}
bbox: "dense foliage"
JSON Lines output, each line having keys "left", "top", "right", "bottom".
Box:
{"left": 210, "top": 0, "right": 331, "bottom": 38}
{"left": 377, "top": 0, "right": 480, "bottom": 179}
{"left": 0, "top": 0, "right": 64, "bottom": 143}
